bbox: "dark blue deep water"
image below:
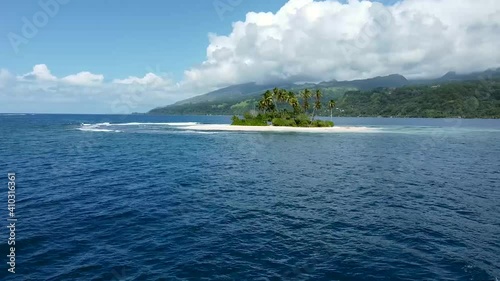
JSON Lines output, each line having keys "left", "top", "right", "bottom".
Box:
{"left": 1, "top": 114, "right": 499, "bottom": 281}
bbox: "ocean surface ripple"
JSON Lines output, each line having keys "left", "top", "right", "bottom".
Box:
{"left": 0, "top": 115, "right": 499, "bottom": 280}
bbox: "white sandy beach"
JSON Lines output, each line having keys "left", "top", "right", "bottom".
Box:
{"left": 179, "top": 124, "right": 378, "bottom": 133}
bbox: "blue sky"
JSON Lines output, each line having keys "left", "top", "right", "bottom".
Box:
{"left": 1, "top": 0, "right": 289, "bottom": 81}
{"left": 1, "top": 0, "right": 498, "bottom": 113}
{"left": 0, "top": 0, "right": 403, "bottom": 81}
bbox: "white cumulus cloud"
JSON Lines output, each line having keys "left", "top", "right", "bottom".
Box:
{"left": 62, "top": 72, "right": 104, "bottom": 86}
{"left": 112, "top": 73, "right": 171, "bottom": 88}
{"left": 17, "top": 64, "right": 104, "bottom": 86}
{"left": 1, "top": 64, "right": 181, "bottom": 113}
{"left": 18, "top": 64, "right": 57, "bottom": 82}
{"left": 184, "top": 0, "right": 500, "bottom": 89}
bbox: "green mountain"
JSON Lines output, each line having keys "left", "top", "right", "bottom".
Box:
{"left": 173, "top": 82, "right": 293, "bottom": 106}
{"left": 317, "top": 74, "right": 409, "bottom": 90}
{"left": 149, "top": 69, "right": 500, "bottom": 118}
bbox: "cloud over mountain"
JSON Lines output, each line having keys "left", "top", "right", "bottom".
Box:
{"left": 184, "top": 0, "right": 500, "bottom": 89}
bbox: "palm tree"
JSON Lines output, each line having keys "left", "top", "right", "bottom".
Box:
{"left": 278, "top": 89, "right": 291, "bottom": 116}
{"left": 328, "top": 100, "right": 336, "bottom": 122}
{"left": 300, "top": 88, "right": 312, "bottom": 114}
{"left": 258, "top": 99, "right": 267, "bottom": 113}
{"left": 272, "top": 87, "right": 281, "bottom": 112}
{"left": 312, "top": 89, "right": 322, "bottom": 121}
{"left": 288, "top": 91, "right": 300, "bottom": 113}
{"left": 278, "top": 89, "right": 289, "bottom": 104}
{"left": 313, "top": 101, "right": 322, "bottom": 121}
{"left": 259, "top": 90, "right": 274, "bottom": 113}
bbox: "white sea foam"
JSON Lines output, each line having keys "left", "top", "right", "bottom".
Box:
{"left": 77, "top": 127, "right": 121, "bottom": 133}
{"left": 81, "top": 122, "right": 111, "bottom": 127}
{"left": 77, "top": 122, "right": 201, "bottom": 133}
{"left": 77, "top": 122, "right": 377, "bottom": 134}
{"left": 79, "top": 122, "right": 119, "bottom": 132}
{"left": 113, "top": 122, "right": 199, "bottom": 126}
{"left": 178, "top": 124, "right": 379, "bottom": 133}
{"left": 82, "top": 122, "right": 199, "bottom": 127}
{"left": 163, "top": 122, "right": 199, "bottom": 126}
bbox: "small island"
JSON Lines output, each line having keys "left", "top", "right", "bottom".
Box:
{"left": 231, "top": 88, "right": 336, "bottom": 127}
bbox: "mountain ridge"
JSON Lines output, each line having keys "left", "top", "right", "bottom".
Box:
{"left": 149, "top": 68, "right": 500, "bottom": 117}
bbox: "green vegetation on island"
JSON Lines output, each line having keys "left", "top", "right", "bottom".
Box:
{"left": 231, "top": 88, "right": 335, "bottom": 127}
{"left": 149, "top": 70, "right": 500, "bottom": 119}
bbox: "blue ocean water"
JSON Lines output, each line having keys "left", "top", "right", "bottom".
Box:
{"left": 0, "top": 114, "right": 499, "bottom": 281}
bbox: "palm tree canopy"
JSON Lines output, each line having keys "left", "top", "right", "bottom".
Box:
{"left": 273, "top": 88, "right": 280, "bottom": 99}
{"left": 278, "top": 89, "right": 289, "bottom": 103}
{"left": 259, "top": 90, "right": 276, "bottom": 112}
{"left": 315, "top": 101, "right": 321, "bottom": 109}
{"left": 264, "top": 90, "right": 272, "bottom": 98}
{"left": 300, "top": 89, "right": 311, "bottom": 111}
{"left": 289, "top": 97, "right": 299, "bottom": 108}
{"left": 328, "top": 100, "right": 336, "bottom": 109}
{"left": 315, "top": 89, "right": 322, "bottom": 100}
{"left": 304, "top": 88, "right": 312, "bottom": 98}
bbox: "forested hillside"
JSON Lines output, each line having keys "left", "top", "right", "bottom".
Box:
{"left": 149, "top": 79, "right": 500, "bottom": 118}
{"left": 335, "top": 80, "right": 500, "bottom": 118}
